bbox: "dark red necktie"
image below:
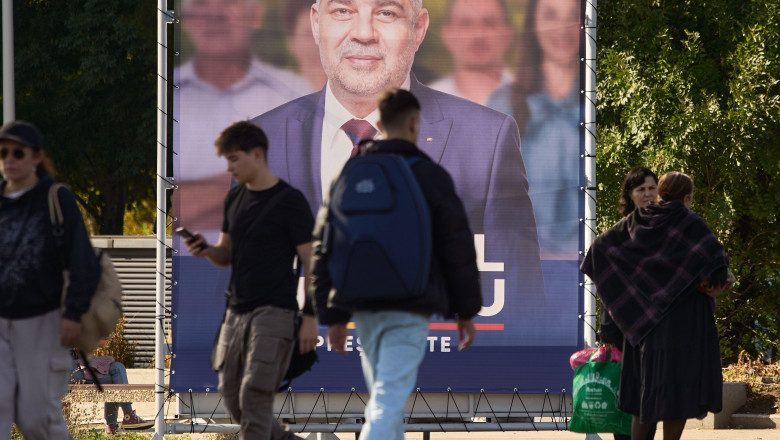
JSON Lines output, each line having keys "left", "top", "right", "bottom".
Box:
{"left": 341, "top": 119, "right": 377, "bottom": 158}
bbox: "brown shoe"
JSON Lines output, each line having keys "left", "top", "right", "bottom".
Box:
{"left": 121, "top": 410, "right": 154, "bottom": 430}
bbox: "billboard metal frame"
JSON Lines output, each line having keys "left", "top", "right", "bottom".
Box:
{"left": 157, "top": 0, "right": 599, "bottom": 436}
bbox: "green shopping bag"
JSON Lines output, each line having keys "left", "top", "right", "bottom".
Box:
{"left": 569, "top": 347, "right": 632, "bottom": 434}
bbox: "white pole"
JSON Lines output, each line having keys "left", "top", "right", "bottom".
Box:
{"left": 2, "top": 0, "right": 16, "bottom": 122}
{"left": 155, "top": 1, "right": 172, "bottom": 437}
{"left": 583, "top": 0, "right": 598, "bottom": 348}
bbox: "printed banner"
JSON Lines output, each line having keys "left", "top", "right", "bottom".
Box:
{"left": 171, "top": 0, "right": 584, "bottom": 393}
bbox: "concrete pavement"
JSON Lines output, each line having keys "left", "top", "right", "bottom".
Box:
{"left": 174, "top": 430, "right": 780, "bottom": 439}
{"left": 313, "top": 430, "right": 780, "bottom": 439}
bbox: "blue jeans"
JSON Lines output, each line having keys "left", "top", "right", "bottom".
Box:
{"left": 352, "top": 311, "right": 429, "bottom": 440}
{"left": 70, "top": 361, "right": 133, "bottom": 425}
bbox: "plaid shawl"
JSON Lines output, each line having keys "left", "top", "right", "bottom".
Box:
{"left": 580, "top": 201, "right": 728, "bottom": 346}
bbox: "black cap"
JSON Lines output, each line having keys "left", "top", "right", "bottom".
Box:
{"left": 0, "top": 121, "right": 44, "bottom": 151}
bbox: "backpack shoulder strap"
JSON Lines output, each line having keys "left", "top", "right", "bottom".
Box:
{"left": 255, "top": 186, "right": 291, "bottom": 225}
{"left": 48, "top": 182, "right": 67, "bottom": 227}
{"left": 405, "top": 156, "right": 423, "bottom": 167}
{"left": 225, "top": 184, "right": 246, "bottom": 223}
{"left": 48, "top": 183, "right": 69, "bottom": 266}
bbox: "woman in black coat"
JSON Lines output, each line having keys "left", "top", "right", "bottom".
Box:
{"left": 583, "top": 171, "right": 729, "bottom": 440}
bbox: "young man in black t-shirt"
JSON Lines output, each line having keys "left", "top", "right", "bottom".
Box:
{"left": 186, "top": 121, "right": 317, "bottom": 440}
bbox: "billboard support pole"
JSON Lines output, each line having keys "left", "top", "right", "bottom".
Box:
{"left": 155, "top": 1, "right": 175, "bottom": 437}
{"left": 2, "top": 0, "right": 15, "bottom": 122}
{"left": 583, "top": 0, "right": 598, "bottom": 348}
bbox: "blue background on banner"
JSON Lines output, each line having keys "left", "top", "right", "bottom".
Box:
{"left": 170, "top": 253, "right": 583, "bottom": 393}
{"left": 170, "top": 0, "right": 587, "bottom": 397}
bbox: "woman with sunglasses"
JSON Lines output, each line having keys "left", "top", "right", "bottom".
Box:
{"left": 0, "top": 120, "right": 100, "bottom": 439}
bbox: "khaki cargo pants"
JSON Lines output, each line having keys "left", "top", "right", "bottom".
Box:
{"left": 213, "top": 305, "right": 296, "bottom": 440}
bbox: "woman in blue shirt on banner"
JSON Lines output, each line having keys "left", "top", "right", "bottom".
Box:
{"left": 487, "top": 0, "right": 582, "bottom": 259}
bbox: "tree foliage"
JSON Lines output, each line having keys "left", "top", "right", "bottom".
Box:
{"left": 597, "top": 0, "right": 780, "bottom": 361}
{"left": 2, "top": 0, "right": 157, "bottom": 234}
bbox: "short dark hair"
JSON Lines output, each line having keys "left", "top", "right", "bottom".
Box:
{"left": 444, "top": 0, "right": 510, "bottom": 25}
{"left": 618, "top": 166, "right": 658, "bottom": 216}
{"left": 657, "top": 171, "right": 694, "bottom": 204}
{"left": 378, "top": 88, "right": 421, "bottom": 133}
{"left": 214, "top": 121, "right": 269, "bottom": 158}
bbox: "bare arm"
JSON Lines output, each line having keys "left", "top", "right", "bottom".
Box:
{"left": 187, "top": 232, "right": 232, "bottom": 267}
{"left": 701, "top": 270, "right": 736, "bottom": 298}
{"left": 296, "top": 241, "right": 318, "bottom": 353}
{"left": 457, "top": 318, "right": 476, "bottom": 351}
{"left": 296, "top": 241, "right": 313, "bottom": 295}
{"left": 328, "top": 323, "right": 349, "bottom": 354}
{"left": 60, "top": 318, "right": 81, "bottom": 347}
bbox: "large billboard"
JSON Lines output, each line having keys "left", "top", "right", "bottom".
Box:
{"left": 171, "top": 0, "right": 584, "bottom": 394}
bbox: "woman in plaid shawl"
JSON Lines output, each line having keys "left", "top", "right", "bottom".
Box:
{"left": 581, "top": 172, "right": 730, "bottom": 440}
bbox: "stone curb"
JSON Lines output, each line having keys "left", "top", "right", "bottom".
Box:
{"left": 730, "top": 413, "right": 780, "bottom": 429}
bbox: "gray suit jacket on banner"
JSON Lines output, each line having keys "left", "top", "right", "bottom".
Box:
{"left": 252, "top": 74, "right": 545, "bottom": 317}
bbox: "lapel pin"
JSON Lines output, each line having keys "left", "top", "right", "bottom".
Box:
{"left": 426, "top": 137, "right": 433, "bottom": 142}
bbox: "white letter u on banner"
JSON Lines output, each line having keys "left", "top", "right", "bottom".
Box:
{"left": 474, "top": 234, "right": 505, "bottom": 317}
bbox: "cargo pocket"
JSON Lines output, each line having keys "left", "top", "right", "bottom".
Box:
{"left": 247, "top": 335, "right": 287, "bottom": 393}
{"left": 50, "top": 351, "right": 73, "bottom": 400}
{"left": 211, "top": 320, "right": 235, "bottom": 372}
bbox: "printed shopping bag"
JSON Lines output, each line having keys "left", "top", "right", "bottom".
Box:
{"left": 569, "top": 347, "right": 632, "bottom": 434}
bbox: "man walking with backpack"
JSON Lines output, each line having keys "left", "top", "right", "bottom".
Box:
{"left": 309, "top": 89, "right": 482, "bottom": 440}
{"left": 184, "top": 121, "right": 318, "bottom": 440}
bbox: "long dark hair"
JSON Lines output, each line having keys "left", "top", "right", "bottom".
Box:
{"left": 509, "top": 0, "right": 543, "bottom": 133}
{"left": 36, "top": 151, "right": 57, "bottom": 178}
{"left": 618, "top": 167, "right": 658, "bottom": 216}
{"left": 509, "top": 0, "right": 582, "bottom": 132}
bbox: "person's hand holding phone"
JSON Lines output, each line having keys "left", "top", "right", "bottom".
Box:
{"left": 176, "top": 227, "right": 209, "bottom": 257}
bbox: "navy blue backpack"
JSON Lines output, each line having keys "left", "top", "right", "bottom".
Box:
{"left": 324, "top": 154, "right": 432, "bottom": 304}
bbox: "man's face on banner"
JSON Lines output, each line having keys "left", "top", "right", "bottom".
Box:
{"left": 441, "top": 0, "right": 512, "bottom": 71}
{"left": 183, "top": 0, "right": 264, "bottom": 57}
{"left": 312, "top": 0, "right": 429, "bottom": 96}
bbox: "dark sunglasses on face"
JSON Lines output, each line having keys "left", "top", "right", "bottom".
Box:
{"left": 0, "top": 148, "right": 28, "bottom": 160}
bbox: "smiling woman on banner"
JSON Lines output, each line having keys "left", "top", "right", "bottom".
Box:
{"left": 0, "top": 121, "right": 100, "bottom": 439}
{"left": 488, "top": 0, "right": 582, "bottom": 258}
{"left": 582, "top": 171, "right": 730, "bottom": 440}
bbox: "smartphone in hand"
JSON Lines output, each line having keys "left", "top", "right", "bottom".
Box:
{"left": 175, "top": 227, "right": 207, "bottom": 250}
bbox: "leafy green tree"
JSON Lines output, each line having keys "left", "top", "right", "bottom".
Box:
{"left": 2, "top": 0, "right": 157, "bottom": 234}
{"left": 597, "top": 0, "right": 780, "bottom": 361}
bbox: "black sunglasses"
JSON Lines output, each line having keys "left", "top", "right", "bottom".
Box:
{"left": 0, "top": 148, "right": 27, "bottom": 160}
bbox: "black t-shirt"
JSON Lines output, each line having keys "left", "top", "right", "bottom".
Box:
{"left": 222, "top": 180, "right": 314, "bottom": 314}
